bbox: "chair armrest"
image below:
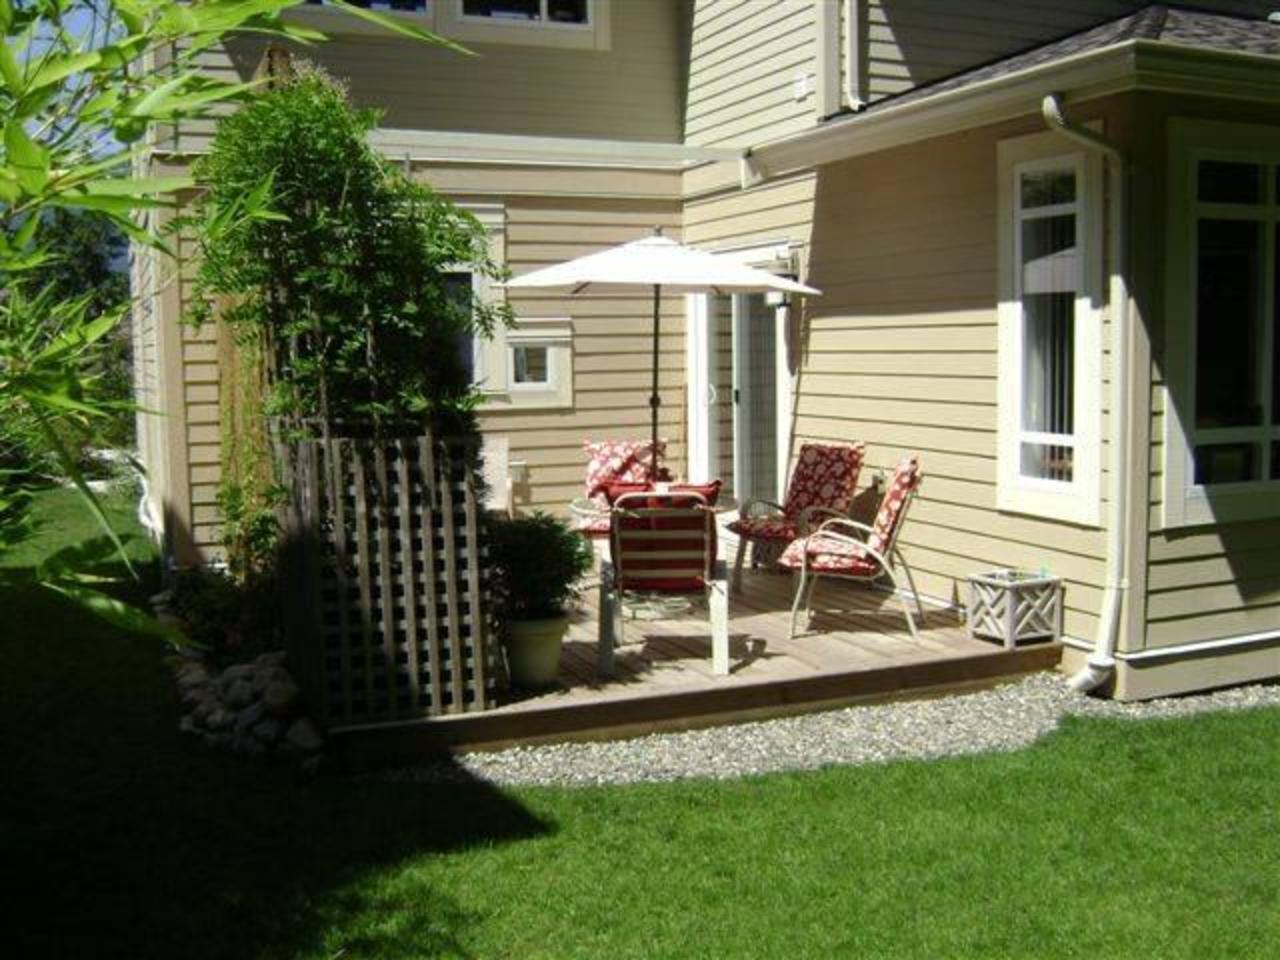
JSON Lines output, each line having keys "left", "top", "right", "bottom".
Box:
{"left": 800, "top": 520, "right": 893, "bottom": 573}
{"left": 798, "top": 505, "right": 849, "bottom": 535}
{"left": 738, "top": 498, "right": 786, "bottom": 520}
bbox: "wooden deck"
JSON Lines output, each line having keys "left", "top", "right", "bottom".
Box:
{"left": 333, "top": 563, "right": 1062, "bottom": 766}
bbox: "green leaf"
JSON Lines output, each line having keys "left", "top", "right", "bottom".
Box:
{"left": 4, "top": 120, "right": 49, "bottom": 194}
{"left": 83, "top": 174, "right": 194, "bottom": 197}
{"left": 0, "top": 37, "right": 22, "bottom": 94}
{"left": 42, "top": 582, "right": 181, "bottom": 644}
{"left": 327, "top": 0, "right": 474, "bottom": 54}
{"left": 28, "top": 50, "right": 102, "bottom": 93}
{"left": 0, "top": 0, "right": 12, "bottom": 33}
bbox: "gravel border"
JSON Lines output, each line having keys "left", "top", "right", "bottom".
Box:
{"left": 374, "top": 673, "right": 1280, "bottom": 788}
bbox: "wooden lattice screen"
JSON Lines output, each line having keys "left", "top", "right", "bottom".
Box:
{"left": 280, "top": 434, "right": 495, "bottom": 728}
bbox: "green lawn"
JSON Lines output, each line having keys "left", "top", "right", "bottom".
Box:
{"left": 3, "top": 490, "right": 1278, "bottom": 958}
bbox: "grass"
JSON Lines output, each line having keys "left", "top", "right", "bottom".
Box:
{"left": 3, "top": 489, "right": 1278, "bottom": 958}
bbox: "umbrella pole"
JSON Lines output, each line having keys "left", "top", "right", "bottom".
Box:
{"left": 650, "top": 283, "right": 661, "bottom": 479}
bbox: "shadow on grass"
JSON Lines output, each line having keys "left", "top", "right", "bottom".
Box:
{"left": 0, "top": 581, "right": 549, "bottom": 960}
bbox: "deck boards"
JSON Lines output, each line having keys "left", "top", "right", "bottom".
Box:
{"left": 331, "top": 554, "right": 1063, "bottom": 765}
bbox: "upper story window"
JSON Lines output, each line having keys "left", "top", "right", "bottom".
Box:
{"left": 461, "top": 0, "right": 588, "bottom": 26}
{"left": 997, "top": 133, "right": 1104, "bottom": 527}
{"left": 305, "top": 0, "right": 430, "bottom": 14}
{"left": 1163, "top": 120, "right": 1280, "bottom": 527}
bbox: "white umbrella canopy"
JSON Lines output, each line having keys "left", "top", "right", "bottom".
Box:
{"left": 502, "top": 229, "right": 822, "bottom": 468}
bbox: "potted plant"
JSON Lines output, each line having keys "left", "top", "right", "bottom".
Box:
{"left": 490, "top": 513, "right": 595, "bottom": 687}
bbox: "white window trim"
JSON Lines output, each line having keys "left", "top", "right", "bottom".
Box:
{"left": 449, "top": 203, "right": 507, "bottom": 397}
{"left": 1162, "top": 118, "right": 1280, "bottom": 529}
{"left": 996, "top": 133, "right": 1104, "bottom": 527}
{"left": 495, "top": 317, "right": 573, "bottom": 409}
{"left": 287, "top": 0, "right": 609, "bottom": 49}
{"left": 458, "top": 0, "right": 591, "bottom": 31}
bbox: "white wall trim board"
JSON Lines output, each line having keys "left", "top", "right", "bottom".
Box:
{"left": 369, "top": 129, "right": 741, "bottom": 171}
{"left": 1062, "top": 628, "right": 1280, "bottom": 663}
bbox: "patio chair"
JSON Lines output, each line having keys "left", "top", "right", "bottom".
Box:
{"left": 779, "top": 456, "right": 924, "bottom": 640}
{"left": 727, "top": 441, "right": 866, "bottom": 591}
{"left": 598, "top": 490, "right": 730, "bottom": 677}
{"left": 576, "top": 439, "right": 668, "bottom": 541}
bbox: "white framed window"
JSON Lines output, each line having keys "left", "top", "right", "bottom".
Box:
{"left": 303, "top": 0, "right": 431, "bottom": 13}
{"left": 439, "top": 0, "right": 608, "bottom": 49}
{"left": 1163, "top": 119, "right": 1280, "bottom": 528}
{"left": 460, "top": 0, "right": 588, "bottom": 26}
{"left": 447, "top": 203, "right": 506, "bottom": 394}
{"left": 996, "top": 133, "right": 1103, "bottom": 526}
{"left": 501, "top": 318, "right": 573, "bottom": 408}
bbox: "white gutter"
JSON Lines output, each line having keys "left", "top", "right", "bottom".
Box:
{"left": 1041, "top": 93, "right": 1129, "bottom": 694}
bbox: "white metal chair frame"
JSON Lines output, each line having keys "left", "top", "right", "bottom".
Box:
{"left": 598, "top": 491, "right": 730, "bottom": 677}
{"left": 788, "top": 483, "right": 926, "bottom": 641}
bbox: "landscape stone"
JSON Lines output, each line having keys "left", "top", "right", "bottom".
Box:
{"left": 225, "top": 678, "right": 254, "bottom": 708}
{"left": 234, "top": 701, "right": 264, "bottom": 735}
{"left": 262, "top": 678, "right": 300, "bottom": 717}
{"left": 179, "top": 714, "right": 197, "bottom": 735}
{"left": 286, "top": 718, "right": 323, "bottom": 753}
{"left": 252, "top": 717, "right": 283, "bottom": 742}
{"left": 207, "top": 708, "right": 234, "bottom": 731}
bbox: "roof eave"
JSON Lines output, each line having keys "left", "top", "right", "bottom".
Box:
{"left": 750, "top": 39, "right": 1280, "bottom": 179}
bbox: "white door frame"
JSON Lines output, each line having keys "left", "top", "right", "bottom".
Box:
{"left": 684, "top": 240, "right": 799, "bottom": 494}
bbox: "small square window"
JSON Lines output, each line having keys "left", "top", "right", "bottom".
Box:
{"left": 512, "top": 345, "right": 549, "bottom": 384}
{"left": 1198, "top": 160, "right": 1262, "bottom": 205}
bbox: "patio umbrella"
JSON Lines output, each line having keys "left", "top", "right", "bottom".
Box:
{"left": 503, "top": 228, "right": 821, "bottom": 466}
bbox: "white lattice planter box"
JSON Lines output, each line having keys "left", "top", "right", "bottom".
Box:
{"left": 966, "top": 570, "right": 1063, "bottom": 649}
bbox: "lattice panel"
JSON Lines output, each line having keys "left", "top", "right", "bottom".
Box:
{"left": 281, "top": 435, "right": 496, "bottom": 728}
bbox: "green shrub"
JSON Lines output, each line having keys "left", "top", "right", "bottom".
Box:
{"left": 169, "top": 568, "right": 279, "bottom": 666}
{"left": 489, "top": 513, "right": 594, "bottom": 621}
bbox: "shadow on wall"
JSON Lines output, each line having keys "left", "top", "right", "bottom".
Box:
{"left": 0, "top": 519, "right": 549, "bottom": 960}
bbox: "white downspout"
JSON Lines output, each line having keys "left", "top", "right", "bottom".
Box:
{"left": 1041, "top": 93, "right": 1130, "bottom": 694}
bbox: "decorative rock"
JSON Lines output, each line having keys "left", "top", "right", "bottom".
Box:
{"left": 262, "top": 678, "right": 300, "bottom": 717}
{"left": 192, "top": 695, "right": 219, "bottom": 724}
{"left": 234, "top": 701, "right": 264, "bottom": 736}
{"left": 149, "top": 589, "right": 174, "bottom": 608}
{"left": 224, "top": 678, "right": 255, "bottom": 709}
{"left": 255, "top": 651, "right": 288, "bottom": 669}
{"left": 220, "top": 663, "right": 254, "bottom": 687}
{"left": 286, "top": 718, "right": 323, "bottom": 753}
{"left": 176, "top": 663, "right": 209, "bottom": 689}
{"left": 179, "top": 714, "right": 198, "bottom": 735}
{"left": 250, "top": 665, "right": 287, "bottom": 695}
{"left": 207, "top": 708, "right": 235, "bottom": 731}
{"left": 252, "top": 717, "right": 283, "bottom": 742}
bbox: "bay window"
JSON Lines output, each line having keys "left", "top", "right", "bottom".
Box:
{"left": 1163, "top": 120, "right": 1280, "bottom": 526}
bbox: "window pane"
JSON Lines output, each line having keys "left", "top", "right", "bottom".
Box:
{"left": 1021, "top": 214, "right": 1079, "bottom": 294}
{"left": 1196, "top": 219, "right": 1262, "bottom": 428}
{"left": 547, "top": 0, "right": 587, "bottom": 23}
{"left": 512, "top": 345, "right": 549, "bottom": 383}
{"left": 1274, "top": 224, "right": 1279, "bottom": 425}
{"left": 444, "top": 272, "right": 475, "bottom": 382}
{"left": 1193, "top": 443, "right": 1259, "bottom": 485}
{"left": 1020, "top": 170, "right": 1075, "bottom": 209}
{"left": 1021, "top": 443, "right": 1073, "bottom": 483}
{"left": 463, "top": 0, "right": 541, "bottom": 19}
{"left": 1198, "top": 160, "right": 1262, "bottom": 204}
{"left": 1022, "top": 293, "right": 1075, "bottom": 436}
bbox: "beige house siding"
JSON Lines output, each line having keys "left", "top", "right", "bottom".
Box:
{"left": 141, "top": 159, "right": 684, "bottom": 563}
{"left": 485, "top": 193, "right": 686, "bottom": 516}
{"left": 1130, "top": 93, "right": 1280, "bottom": 668}
{"left": 684, "top": 0, "right": 818, "bottom": 148}
{"left": 790, "top": 108, "right": 1140, "bottom": 640}
{"left": 172, "top": 0, "right": 685, "bottom": 154}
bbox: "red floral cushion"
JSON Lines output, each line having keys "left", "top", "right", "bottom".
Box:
{"left": 780, "top": 442, "right": 865, "bottom": 520}
{"left": 584, "top": 440, "right": 665, "bottom": 501}
{"left": 778, "top": 533, "right": 881, "bottom": 577}
{"left": 670, "top": 480, "right": 722, "bottom": 507}
{"left": 866, "top": 457, "right": 921, "bottom": 556}
{"left": 726, "top": 516, "right": 798, "bottom": 541}
{"left": 602, "top": 481, "right": 653, "bottom": 505}
{"left": 576, "top": 514, "right": 612, "bottom": 539}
